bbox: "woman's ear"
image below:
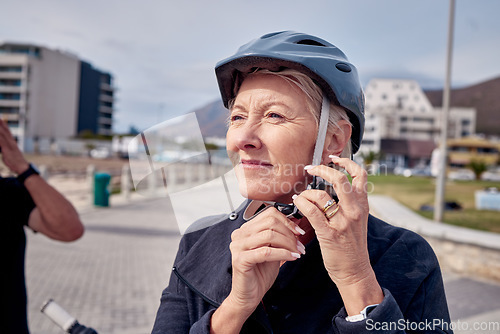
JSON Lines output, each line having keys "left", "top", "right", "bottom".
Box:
{"left": 322, "top": 120, "right": 352, "bottom": 164}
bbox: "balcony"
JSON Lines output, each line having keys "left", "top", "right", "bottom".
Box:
{"left": 98, "top": 116, "right": 113, "bottom": 125}
{"left": 100, "top": 82, "right": 113, "bottom": 92}
{"left": 0, "top": 100, "right": 22, "bottom": 107}
{"left": 99, "top": 105, "right": 113, "bottom": 114}
{"left": 97, "top": 128, "right": 112, "bottom": 136}
{"left": 0, "top": 113, "right": 20, "bottom": 121}
{"left": 0, "top": 71, "right": 23, "bottom": 79}
{"left": 0, "top": 85, "right": 23, "bottom": 93}
{"left": 100, "top": 94, "right": 114, "bottom": 103}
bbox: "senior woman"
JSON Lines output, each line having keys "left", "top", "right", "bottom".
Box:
{"left": 152, "top": 31, "right": 452, "bottom": 334}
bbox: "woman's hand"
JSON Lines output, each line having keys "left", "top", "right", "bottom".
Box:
{"left": 292, "top": 156, "right": 383, "bottom": 316}
{"left": 211, "top": 207, "right": 304, "bottom": 333}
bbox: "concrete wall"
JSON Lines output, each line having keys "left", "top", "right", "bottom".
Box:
{"left": 426, "top": 237, "right": 500, "bottom": 281}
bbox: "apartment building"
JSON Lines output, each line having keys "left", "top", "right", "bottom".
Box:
{"left": 358, "top": 79, "right": 476, "bottom": 165}
{"left": 0, "top": 42, "right": 114, "bottom": 151}
{"left": 448, "top": 136, "right": 500, "bottom": 168}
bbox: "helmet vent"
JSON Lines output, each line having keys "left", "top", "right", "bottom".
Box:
{"left": 296, "top": 39, "right": 326, "bottom": 47}
{"left": 261, "top": 32, "right": 284, "bottom": 39}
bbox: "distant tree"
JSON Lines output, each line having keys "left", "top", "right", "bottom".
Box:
{"left": 78, "top": 129, "right": 95, "bottom": 139}
{"left": 359, "top": 150, "right": 383, "bottom": 170}
{"left": 204, "top": 143, "right": 219, "bottom": 151}
{"left": 468, "top": 159, "right": 488, "bottom": 180}
{"left": 203, "top": 143, "right": 219, "bottom": 165}
{"left": 85, "top": 143, "right": 96, "bottom": 157}
{"left": 77, "top": 129, "right": 112, "bottom": 141}
{"left": 128, "top": 125, "right": 140, "bottom": 135}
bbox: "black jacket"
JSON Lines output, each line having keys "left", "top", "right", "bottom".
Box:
{"left": 152, "top": 200, "right": 453, "bottom": 333}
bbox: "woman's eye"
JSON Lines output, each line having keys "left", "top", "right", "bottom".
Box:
{"left": 230, "top": 115, "right": 243, "bottom": 122}
{"left": 267, "top": 112, "right": 283, "bottom": 119}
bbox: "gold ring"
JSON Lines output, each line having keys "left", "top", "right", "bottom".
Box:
{"left": 325, "top": 206, "right": 340, "bottom": 219}
{"left": 322, "top": 199, "right": 336, "bottom": 213}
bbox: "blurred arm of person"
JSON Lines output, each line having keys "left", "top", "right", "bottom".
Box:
{"left": 0, "top": 120, "right": 83, "bottom": 241}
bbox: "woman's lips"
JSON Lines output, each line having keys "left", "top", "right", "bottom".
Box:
{"left": 240, "top": 159, "right": 273, "bottom": 168}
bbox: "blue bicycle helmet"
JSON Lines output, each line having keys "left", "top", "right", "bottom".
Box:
{"left": 215, "top": 31, "right": 365, "bottom": 154}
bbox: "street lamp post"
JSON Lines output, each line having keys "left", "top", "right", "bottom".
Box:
{"left": 434, "top": 0, "right": 456, "bottom": 222}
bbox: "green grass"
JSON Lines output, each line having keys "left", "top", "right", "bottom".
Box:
{"left": 367, "top": 174, "right": 500, "bottom": 234}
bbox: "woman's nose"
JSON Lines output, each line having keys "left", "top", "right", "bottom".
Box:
{"left": 230, "top": 123, "right": 262, "bottom": 151}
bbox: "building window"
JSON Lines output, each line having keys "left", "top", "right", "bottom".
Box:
{"left": 0, "top": 93, "right": 21, "bottom": 100}
{"left": 414, "top": 117, "right": 434, "bottom": 123}
{"left": 99, "top": 112, "right": 112, "bottom": 119}
{"left": 382, "top": 94, "right": 387, "bottom": 100}
{"left": 400, "top": 116, "right": 408, "bottom": 122}
{"left": 100, "top": 101, "right": 113, "bottom": 108}
{"left": 0, "top": 107, "right": 19, "bottom": 113}
{"left": 450, "top": 146, "right": 469, "bottom": 152}
{"left": 450, "top": 162, "right": 466, "bottom": 168}
{"left": 461, "top": 119, "right": 471, "bottom": 126}
{"left": 0, "top": 79, "right": 21, "bottom": 86}
{"left": 477, "top": 147, "right": 498, "bottom": 154}
{"left": 0, "top": 66, "right": 22, "bottom": 72}
{"left": 362, "top": 139, "right": 375, "bottom": 145}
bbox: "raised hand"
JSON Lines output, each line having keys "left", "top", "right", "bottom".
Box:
{"left": 292, "top": 156, "right": 383, "bottom": 316}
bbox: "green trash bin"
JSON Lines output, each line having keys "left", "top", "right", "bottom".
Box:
{"left": 94, "top": 173, "right": 111, "bottom": 207}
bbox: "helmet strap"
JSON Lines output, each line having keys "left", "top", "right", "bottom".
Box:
{"left": 309, "top": 96, "right": 330, "bottom": 189}
{"left": 312, "top": 95, "right": 330, "bottom": 166}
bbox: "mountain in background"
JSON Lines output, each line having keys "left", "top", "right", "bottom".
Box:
{"left": 194, "top": 76, "right": 500, "bottom": 140}
{"left": 193, "top": 100, "right": 228, "bottom": 138}
{"left": 424, "top": 76, "right": 500, "bottom": 136}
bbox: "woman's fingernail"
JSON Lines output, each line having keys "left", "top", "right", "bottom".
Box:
{"left": 292, "top": 194, "right": 298, "bottom": 200}
{"left": 291, "top": 252, "right": 301, "bottom": 259}
{"left": 329, "top": 155, "right": 340, "bottom": 159}
{"left": 295, "top": 225, "right": 306, "bottom": 235}
{"left": 304, "top": 165, "right": 315, "bottom": 170}
{"left": 297, "top": 240, "right": 306, "bottom": 255}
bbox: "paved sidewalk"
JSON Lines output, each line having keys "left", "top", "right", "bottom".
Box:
{"left": 25, "top": 187, "right": 500, "bottom": 333}
{"left": 26, "top": 195, "right": 180, "bottom": 334}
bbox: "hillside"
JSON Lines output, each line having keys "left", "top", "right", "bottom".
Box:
{"left": 425, "top": 76, "right": 500, "bottom": 136}
{"left": 193, "top": 100, "right": 228, "bottom": 138}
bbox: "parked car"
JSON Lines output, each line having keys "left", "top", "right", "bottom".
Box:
{"left": 481, "top": 170, "right": 500, "bottom": 182}
{"left": 90, "top": 147, "right": 112, "bottom": 159}
{"left": 448, "top": 169, "right": 475, "bottom": 181}
{"left": 394, "top": 166, "right": 431, "bottom": 178}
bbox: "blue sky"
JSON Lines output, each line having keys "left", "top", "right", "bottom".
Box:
{"left": 2, "top": 0, "right": 500, "bottom": 133}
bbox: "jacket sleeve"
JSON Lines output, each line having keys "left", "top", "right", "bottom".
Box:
{"left": 331, "top": 243, "right": 453, "bottom": 333}
{"left": 151, "top": 270, "right": 215, "bottom": 334}
{"left": 151, "top": 232, "right": 217, "bottom": 334}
